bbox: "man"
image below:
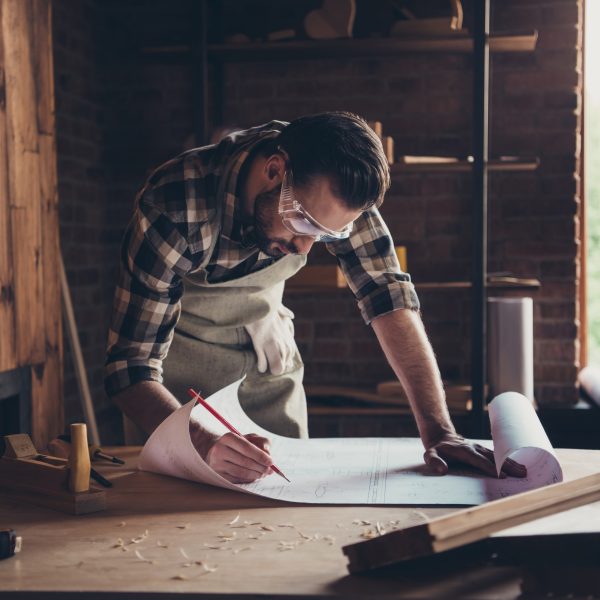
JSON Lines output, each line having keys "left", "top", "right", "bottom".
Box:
{"left": 105, "top": 112, "right": 525, "bottom": 484}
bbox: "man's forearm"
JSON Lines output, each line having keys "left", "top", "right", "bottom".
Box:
{"left": 111, "top": 380, "right": 217, "bottom": 457}
{"left": 371, "top": 309, "right": 455, "bottom": 448}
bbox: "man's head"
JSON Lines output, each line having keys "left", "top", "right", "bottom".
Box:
{"left": 277, "top": 111, "right": 390, "bottom": 211}
{"left": 249, "top": 112, "right": 390, "bottom": 258}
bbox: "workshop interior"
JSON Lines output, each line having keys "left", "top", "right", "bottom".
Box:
{"left": 1, "top": 0, "right": 600, "bottom": 598}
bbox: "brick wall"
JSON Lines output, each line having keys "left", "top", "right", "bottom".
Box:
{"left": 53, "top": 0, "right": 113, "bottom": 435}
{"left": 53, "top": 0, "right": 196, "bottom": 441}
{"left": 219, "top": 0, "right": 583, "bottom": 406}
{"left": 52, "top": 0, "right": 583, "bottom": 441}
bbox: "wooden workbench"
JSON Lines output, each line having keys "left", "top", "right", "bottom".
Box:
{"left": 1, "top": 446, "right": 600, "bottom": 599}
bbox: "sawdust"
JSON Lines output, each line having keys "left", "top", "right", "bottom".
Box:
{"left": 134, "top": 549, "right": 156, "bottom": 564}
{"left": 227, "top": 513, "right": 240, "bottom": 526}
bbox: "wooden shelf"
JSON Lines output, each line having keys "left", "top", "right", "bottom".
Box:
{"left": 306, "top": 383, "right": 473, "bottom": 414}
{"left": 285, "top": 277, "right": 541, "bottom": 294}
{"left": 141, "top": 30, "right": 538, "bottom": 62}
{"left": 418, "top": 277, "right": 541, "bottom": 291}
{"left": 392, "top": 157, "right": 540, "bottom": 173}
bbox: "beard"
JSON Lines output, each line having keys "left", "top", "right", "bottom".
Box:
{"left": 253, "top": 186, "right": 298, "bottom": 258}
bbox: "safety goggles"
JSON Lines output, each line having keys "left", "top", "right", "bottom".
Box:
{"left": 278, "top": 171, "right": 354, "bottom": 242}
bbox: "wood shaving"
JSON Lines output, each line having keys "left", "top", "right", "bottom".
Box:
{"left": 172, "top": 574, "right": 187, "bottom": 580}
{"left": 323, "top": 535, "right": 335, "bottom": 545}
{"left": 113, "top": 538, "right": 125, "bottom": 548}
{"left": 196, "top": 561, "right": 218, "bottom": 573}
{"left": 177, "top": 523, "right": 191, "bottom": 530}
{"left": 277, "top": 523, "right": 295, "bottom": 528}
{"left": 260, "top": 525, "right": 275, "bottom": 532}
{"left": 156, "top": 540, "right": 168, "bottom": 548}
{"left": 121, "top": 546, "right": 129, "bottom": 552}
{"left": 227, "top": 513, "right": 241, "bottom": 526}
{"left": 247, "top": 535, "right": 261, "bottom": 540}
{"left": 179, "top": 548, "right": 191, "bottom": 560}
{"left": 233, "top": 546, "right": 253, "bottom": 554}
{"left": 293, "top": 527, "right": 311, "bottom": 540}
{"left": 134, "top": 549, "right": 156, "bottom": 564}
{"left": 130, "top": 530, "right": 150, "bottom": 544}
{"left": 360, "top": 529, "right": 377, "bottom": 539}
{"left": 246, "top": 521, "right": 262, "bottom": 525}
{"left": 117, "top": 521, "right": 127, "bottom": 527}
{"left": 204, "top": 544, "right": 225, "bottom": 550}
{"left": 376, "top": 522, "right": 385, "bottom": 536}
{"left": 411, "top": 510, "right": 430, "bottom": 522}
{"left": 217, "top": 531, "right": 237, "bottom": 541}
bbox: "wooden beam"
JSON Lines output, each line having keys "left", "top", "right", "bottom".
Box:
{"left": 1, "top": 0, "right": 45, "bottom": 366}
{"left": 343, "top": 472, "right": 600, "bottom": 573}
{"left": 29, "top": 0, "right": 63, "bottom": 447}
{"left": 0, "top": 0, "right": 16, "bottom": 373}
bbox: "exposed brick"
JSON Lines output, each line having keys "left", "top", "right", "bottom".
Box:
{"left": 51, "top": 0, "right": 584, "bottom": 429}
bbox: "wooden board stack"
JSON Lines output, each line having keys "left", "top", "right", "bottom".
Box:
{"left": 343, "top": 472, "right": 600, "bottom": 574}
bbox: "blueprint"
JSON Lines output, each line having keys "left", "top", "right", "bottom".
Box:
{"left": 138, "top": 379, "right": 563, "bottom": 506}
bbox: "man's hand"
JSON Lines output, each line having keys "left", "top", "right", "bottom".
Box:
{"left": 204, "top": 432, "right": 274, "bottom": 484}
{"left": 424, "top": 432, "right": 527, "bottom": 478}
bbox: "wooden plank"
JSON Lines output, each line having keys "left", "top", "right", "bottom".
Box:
{"left": 0, "top": 0, "right": 17, "bottom": 372}
{"left": 206, "top": 32, "right": 538, "bottom": 60}
{"left": 1, "top": 0, "right": 45, "bottom": 366}
{"left": 142, "top": 31, "right": 538, "bottom": 63}
{"left": 343, "top": 472, "right": 600, "bottom": 573}
{"left": 392, "top": 156, "right": 540, "bottom": 172}
{"left": 29, "top": 0, "right": 63, "bottom": 448}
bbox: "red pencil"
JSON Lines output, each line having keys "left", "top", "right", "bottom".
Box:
{"left": 187, "top": 388, "right": 291, "bottom": 483}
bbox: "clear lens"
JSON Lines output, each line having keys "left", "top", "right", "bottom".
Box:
{"left": 278, "top": 170, "right": 354, "bottom": 241}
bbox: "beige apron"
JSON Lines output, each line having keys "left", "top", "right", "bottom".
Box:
{"left": 163, "top": 237, "right": 308, "bottom": 439}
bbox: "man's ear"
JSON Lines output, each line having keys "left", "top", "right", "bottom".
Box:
{"left": 265, "top": 154, "right": 284, "bottom": 183}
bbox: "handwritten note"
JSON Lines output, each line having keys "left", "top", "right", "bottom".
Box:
{"left": 138, "top": 379, "right": 562, "bottom": 506}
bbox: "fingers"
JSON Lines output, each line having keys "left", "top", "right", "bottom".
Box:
{"left": 434, "top": 442, "right": 499, "bottom": 478}
{"left": 206, "top": 433, "right": 273, "bottom": 484}
{"left": 500, "top": 457, "right": 528, "bottom": 478}
{"left": 423, "top": 448, "right": 449, "bottom": 475}
{"left": 245, "top": 433, "right": 271, "bottom": 454}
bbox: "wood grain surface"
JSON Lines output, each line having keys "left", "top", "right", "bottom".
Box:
{"left": 1, "top": 446, "right": 599, "bottom": 598}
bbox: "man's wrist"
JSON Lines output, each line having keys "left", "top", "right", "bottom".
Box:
{"left": 417, "top": 419, "right": 458, "bottom": 449}
{"left": 189, "top": 420, "right": 219, "bottom": 459}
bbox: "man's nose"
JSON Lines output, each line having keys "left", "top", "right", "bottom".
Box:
{"left": 293, "top": 236, "right": 315, "bottom": 255}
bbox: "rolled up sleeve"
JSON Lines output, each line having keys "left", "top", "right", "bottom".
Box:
{"left": 327, "top": 207, "right": 420, "bottom": 325}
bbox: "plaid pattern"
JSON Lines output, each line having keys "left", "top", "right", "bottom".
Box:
{"left": 105, "top": 122, "right": 420, "bottom": 397}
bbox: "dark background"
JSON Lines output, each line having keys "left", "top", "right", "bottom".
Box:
{"left": 52, "top": 0, "right": 584, "bottom": 443}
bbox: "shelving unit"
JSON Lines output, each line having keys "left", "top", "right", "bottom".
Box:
{"left": 392, "top": 157, "right": 539, "bottom": 173}
{"left": 143, "top": 30, "right": 537, "bottom": 61}
{"left": 144, "top": 1, "right": 538, "bottom": 437}
{"left": 286, "top": 278, "right": 541, "bottom": 295}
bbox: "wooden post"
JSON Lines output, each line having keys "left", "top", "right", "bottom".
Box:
{"left": 0, "top": 0, "right": 63, "bottom": 447}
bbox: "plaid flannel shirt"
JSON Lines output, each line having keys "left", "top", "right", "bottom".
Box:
{"left": 104, "top": 121, "right": 419, "bottom": 397}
